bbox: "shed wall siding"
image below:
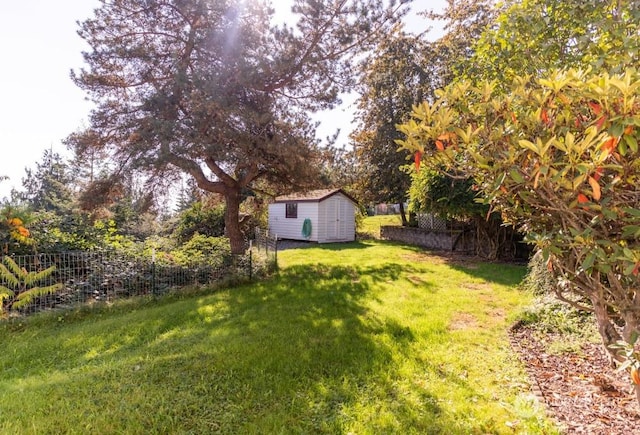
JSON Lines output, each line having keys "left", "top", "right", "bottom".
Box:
{"left": 268, "top": 192, "right": 356, "bottom": 243}
{"left": 317, "top": 193, "right": 356, "bottom": 243}
{"left": 317, "top": 200, "right": 327, "bottom": 242}
{"left": 268, "top": 202, "right": 319, "bottom": 241}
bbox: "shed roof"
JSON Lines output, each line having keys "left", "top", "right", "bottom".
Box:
{"left": 273, "top": 188, "right": 357, "bottom": 204}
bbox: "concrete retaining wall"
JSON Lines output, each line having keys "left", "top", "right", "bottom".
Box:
{"left": 380, "top": 226, "right": 475, "bottom": 253}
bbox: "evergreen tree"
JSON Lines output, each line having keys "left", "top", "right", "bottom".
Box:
{"left": 19, "top": 149, "right": 75, "bottom": 214}
{"left": 66, "top": 0, "right": 409, "bottom": 254}
{"left": 174, "top": 178, "right": 201, "bottom": 214}
{"left": 352, "top": 0, "right": 495, "bottom": 225}
{"left": 351, "top": 29, "right": 432, "bottom": 224}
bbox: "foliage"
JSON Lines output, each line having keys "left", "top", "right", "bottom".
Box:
{"left": 173, "top": 200, "right": 226, "bottom": 244}
{"left": 5, "top": 150, "right": 162, "bottom": 254}
{"left": 351, "top": 30, "right": 428, "bottom": 223}
{"left": 67, "top": 0, "right": 409, "bottom": 253}
{"left": 352, "top": 0, "right": 496, "bottom": 214}
{"left": 423, "top": 0, "right": 498, "bottom": 87}
{"left": 174, "top": 178, "right": 201, "bottom": 213}
{"left": 92, "top": 219, "right": 139, "bottom": 254}
{"left": 466, "top": 0, "right": 640, "bottom": 83}
{"left": 612, "top": 333, "right": 640, "bottom": 384}
{"left": 408, "top": 166, "right": 523, "bottom": 259}
{"left": 399, "top": 0, "right": 640, "bottom": 400}
{"left": 318, "top": 146, "right": 358, "bottom": 192}
{"left": 351, "top": 0, "right": 497, "bottom": 226}
{"left": 17, "top": 149, "right": 75, "bottom": 215}
{"left": 396, "top": 68, "right": 640, "bottom": 395}
{"left": 408, "top": 167, "right": 487, "bottom": 220}
{"left": 521, "top": 250, "right": 557, "bottom": 296}
{"left": 25, "top": 211, "right": 106, "bottom": 253}
{"left": 0, "top": 206, "right": 33, "bottom": 255}
{"left": 0, "top": 256, "right": 63, "bottom": 315}
{"left": 109, "top": 179, "right": 159, "bottom": 240}
{"left": 170, "top": 234, "right": 231, "bottom": 269}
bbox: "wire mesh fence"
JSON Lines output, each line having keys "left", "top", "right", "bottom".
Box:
{"left": 0, "top": 237, "right": 278, "bottom": 318}
{"left": 254, "top": 227, "right": 278, "bottom": 254}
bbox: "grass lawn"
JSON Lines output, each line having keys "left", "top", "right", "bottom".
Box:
{"left": 359, "top": 214, "right": 403, "bottom": 238}
{"left": 0, "top": 241, "right": 557, "bottom": 434}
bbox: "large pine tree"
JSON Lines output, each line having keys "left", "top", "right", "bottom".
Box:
{"left": 67, "top": 0, "right": 408, "bottom": 253}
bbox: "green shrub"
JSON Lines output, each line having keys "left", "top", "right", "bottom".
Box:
{"left": 0, "top": 256, "right": 63, "bottom": 315}
{"left": 170, "top": 234, "right": 232, "bottom": 268}
{"left": 519, "top": 251, "right": 599, "bottom": 350}
{"left": 174, "top": 202, "right": 225, "bottom": 244}
{"left": 517, "top": 294, "right": 599, "bottom": 354}
{"left": 519, "top": 295, "right": 593, "bottom": 335}
{"left": 521, "top": 250, "right": 556, "bottom": 295}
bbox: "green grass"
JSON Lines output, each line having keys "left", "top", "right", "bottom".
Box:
{"left": 359, "top": 214, "right": 403, "bottom": 238}
{"left": 0, "top": 241, "right": 557, "bottom": 434}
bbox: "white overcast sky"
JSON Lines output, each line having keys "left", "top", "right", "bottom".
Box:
{"left": 0, "top": 0, "right": 444, "bottom": 200}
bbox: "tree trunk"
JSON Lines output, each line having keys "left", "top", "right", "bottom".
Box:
{"left": 590, "top": 294, "right": 640, "bottom": 408}
{"left": 473, "top": 217, "right": 498, "bottom": 260}
{"left": 590, "top": 293, "right": 623, "bottom": 366}
{"left": 621, "top": 310, "right": 640, "bottom": 408}
{"left": 224, "top": 189, "right": 245, "bottom": 255}
{"left": 399, "top": 202, "right": 408, "bottom": 226}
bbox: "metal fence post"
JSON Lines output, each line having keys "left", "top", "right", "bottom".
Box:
{"left": 151, "top": 248, "right": 157, "bottom": 296}
{"left": 274, "top": 234, "right": 278, "bottom": 270}
{"left": 248, "top": 240, "right": 253, "bottom": 280}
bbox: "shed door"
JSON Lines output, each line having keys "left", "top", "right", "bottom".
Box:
{"left": 326, "top": 198, "right": 344, "bottom": 240}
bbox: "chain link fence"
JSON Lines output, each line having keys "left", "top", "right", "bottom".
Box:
{"left": 0, "top": 238, "right": 278, "bottom": 318}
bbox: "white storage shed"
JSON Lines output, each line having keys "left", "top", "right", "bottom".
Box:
{"left": 268, "top": 188, "right": 357, "bottom": 243}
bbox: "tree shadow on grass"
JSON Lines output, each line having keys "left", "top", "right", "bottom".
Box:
{"left": 201, "top": 262, "right": 462, "bottom": 432}
{"left": 377, "top": 240, "right": 528, "bottom": 287}
{"left": 0, "top": 261, "right": 484, "bottom": 433}
{"left": 448, "top": 261, "right": 527, "bottom": 287}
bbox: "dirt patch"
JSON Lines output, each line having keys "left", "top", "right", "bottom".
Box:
{"left": 510, "top": 324, "right": 640, "bottom": 434}
{"left": 407, "top": 275, "right": 425, "bottom": 285}
{"left": 402, "top": 252, "right": 449, "bottom": 264}
{"left": 449, "top": 312, "right": 479, "bottom": 330}
{"left": 461, "top": 282, "right": 493, "bottom": 291}
{"left": 401, "top": 251, "right": 480, "bottom": 268}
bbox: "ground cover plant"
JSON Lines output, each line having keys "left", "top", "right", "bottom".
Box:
{"left": 0, "top": 241, "right": 556, "bottom": 433}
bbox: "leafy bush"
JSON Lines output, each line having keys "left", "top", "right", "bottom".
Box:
{"left": 0, "top": 256, "right": 63, "bottom": 315}
{"left": 521, "top": 251, "right": 557, "bottom": 295}
{"left": 397, "top": 68, "right": 640, "bottom": 382}
{"left": 519, "top": 295, "right": 595, "bottom": 337}
{"left": 0, "top": 206, "right": 33, "bottom": 255}
{"left": 170, "top": 234, "right": 232, "bottom": 268}
{"left": 409, "top": 167, "right": 487, "bottom": 220}
{"left": 29, "top": 211, "right": 107, "bottom": 253}
{"left": 174, "top": 202, "right": 225, "bottom": 244}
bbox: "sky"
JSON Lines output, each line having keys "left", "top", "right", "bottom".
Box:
{"left": 0, "top": 0, "right": 444, "bottom": 200}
